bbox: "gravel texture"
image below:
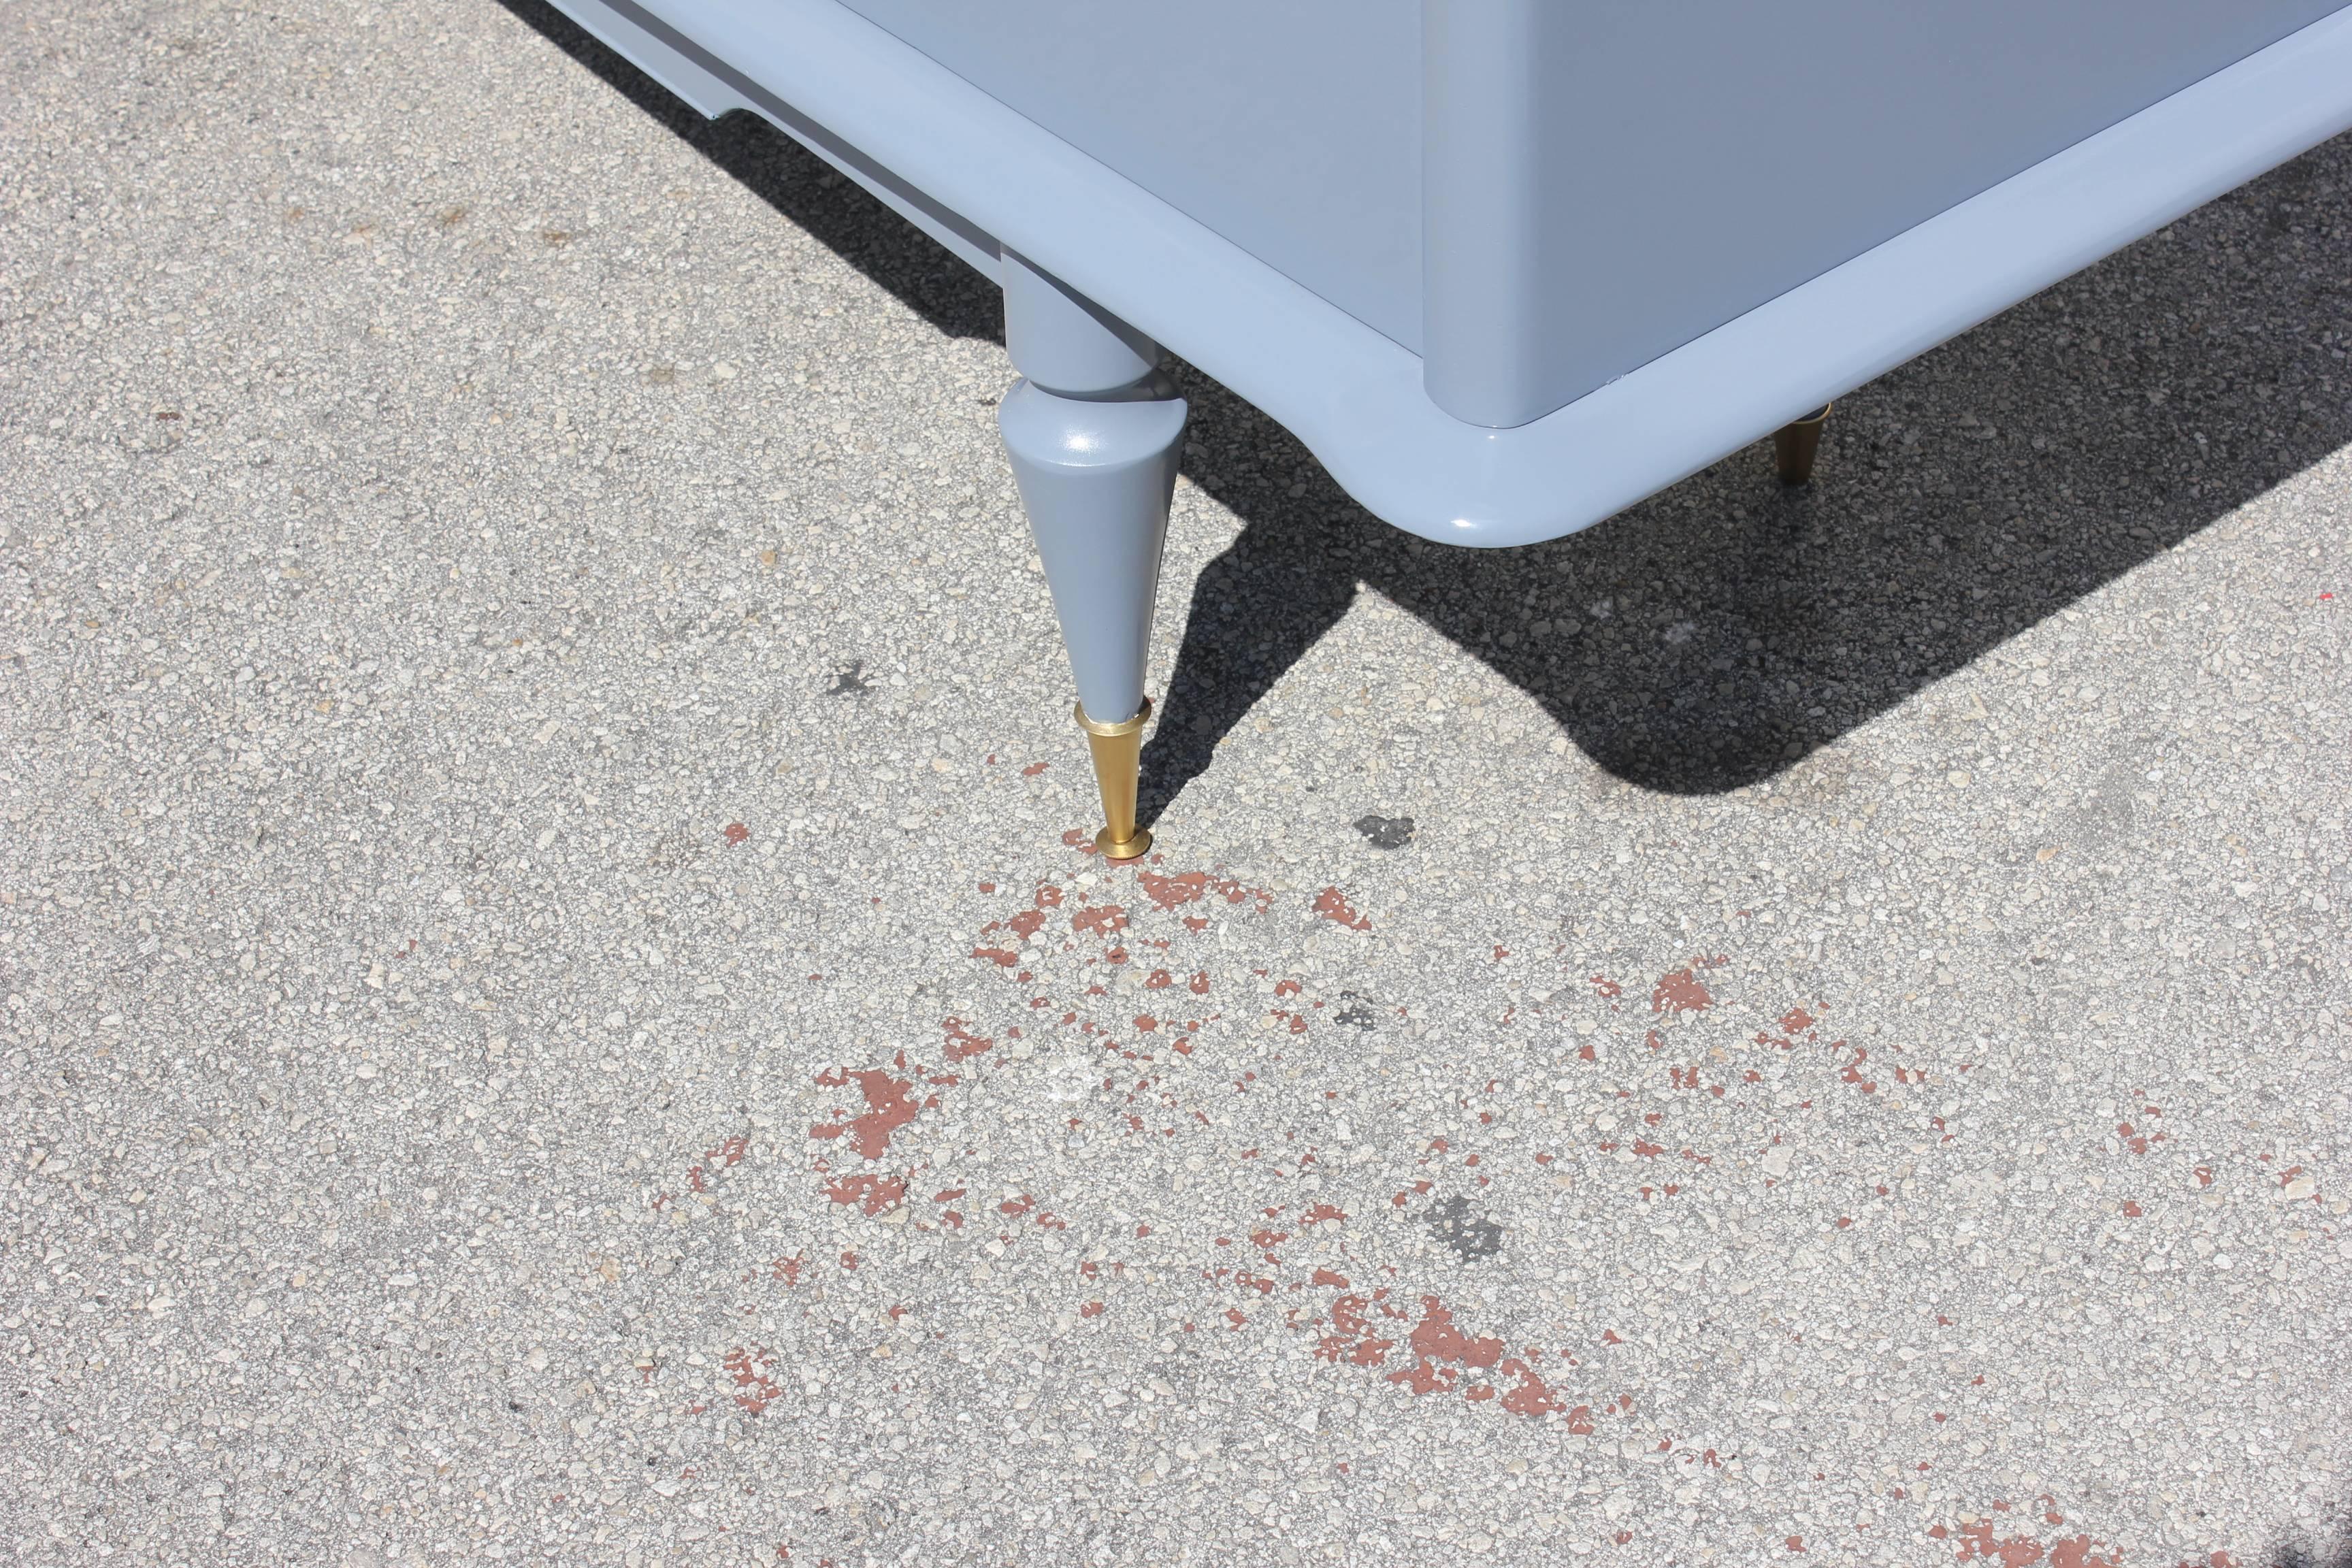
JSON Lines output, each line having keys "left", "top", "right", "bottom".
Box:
{"left": 5, "top": 3, "right": 2351, "bottom": 1565}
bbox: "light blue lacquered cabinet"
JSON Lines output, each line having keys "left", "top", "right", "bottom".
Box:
{"left": 536, "top": 0, "right": 2352, "bottom": 854}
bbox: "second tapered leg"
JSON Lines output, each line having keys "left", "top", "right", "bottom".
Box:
{"left": 1773, "top": 404, "right": 1833, "bottom": 485}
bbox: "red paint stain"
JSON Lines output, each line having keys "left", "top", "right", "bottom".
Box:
{"left": 1588, "top": 975, "right": 1622, "bottom": 1000}
{"left": 1304, "top": 1203, "right": 1346, "bottom": 1224}
{"left": 768, "top": 1253, "right": 804, "bottom": 1286}
{"left": 1385, "top": 1297, "right": 1505, "bottom": 1395}
{"left": 1787, "top": 1537, "right": 1806, "bottom": 1554}
{"left": 822, "top": 1172, "right": 906, "bottom": 1215}
{"left": 942, "top": 1017, "right": 994, "bottom": 1062}
{"left": 1940, "top": 1517, "right": 2127, "bottom": 1568}
{"left": 809, "top": 1068, "right": 925, "bottom": 1159}
{"left": 1022, "top": 762, "right": 1049, "bottom": 777}
{"left": 1316, "top": 1292, "right": 1401, "bottom": 1366}
{"left": 1073, "top": 904, "right": 1128, "bottom": 937}
{"left": 1497, "top": 1357, "right": 1563, "bottom": 1416}
{"left": 722, "top": 1347, "right": 782, "bottom": 1416}
{"left": 1134, "top": 868, "right": 1273, "bottom": 914}
{"left": 683, "top": 1132, "right": 750, "bottom": 1195}
{"left": 1650, "top": 966, "right": 1713, "bottom": 1017}
{"left": 1838, "top": 1044, "right": 1878, "bottom": 1094}
{"left": 1079, "top": 1301, "right": 1105, "bottom": 1318}
{"left": 2121, "top": 1200, "right": 2144, "bottom": 1218}
{"left": 723, "top": 821, "right": 750, "bottom": 846}
{"left": 1311, "top": 887, "right": 1373, "bottom": 931}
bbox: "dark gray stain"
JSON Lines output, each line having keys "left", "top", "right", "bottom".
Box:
{"left": 1354, "top": 814, "right": 1415, "bottom": 849}
{"left": 1332, "top": 991, "right": 1378, "bottom": 1029}
{"left": 826, "top": 659, "right": 870, "bottom": 696}
{"left": 1426, "top": 1195, "right": 1503, "bottom": 1262}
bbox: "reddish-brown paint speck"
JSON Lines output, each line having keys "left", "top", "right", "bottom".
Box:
{"left": 942, "top": 1017, "right": 994, "bottom": 1062}
{"left": 809, "top": 1068, "right": 924, "bottom": 1159}
{"left": 1080, "top": 1301, "right": 1105, "bottom": 1318}
{"left": 1385, "top": 1297, "right": 1505, "bottom": 1394}
{"left": 1945, "top": 1517, "right": 2126, "bottom": 1568}
{"left": 1073, "top": 904, "right": 1128, "bottom": 937}
{"left": 1312, "top": 887, "right": 1373, "bottom": 931}
{"left": 839, "top": 1251, "right": 859, "bottom": 1269}
{"left": 1316, "top": 1294, "right": 1398, "bottom": 1367}
{"left": 1136, "top": 869, "right": 1208, "bottom": 911}
{"left": 723, "top": 1347, "right": 783, "bottom": 1416}
{"left": 1651, "top": 966, "right": 1713, "bottom": 1016}
{"left": 1022, "top": 762, "right": 1049, "bottom": 777}
{"left": 1588, "top": 975, "right": 1622, "bottom": 1000}
{"left": 1497, "top": 1357, "right": 1563, "bottom": 1416}
{"left": 1838, "top": 1044, "right": 1878, "bottom": 1094}
{"left": 1311, "top": 1267, "right": 1351, "bottom": 1288}
{"left": 2122, "top": 1200, "right": 2144, "bottom": 1218}
{"left": 723, "top": 822, "right": 751, "bottom": 846}
{"left": 823, "top": 1172, "right": 906, "bottom": 1215}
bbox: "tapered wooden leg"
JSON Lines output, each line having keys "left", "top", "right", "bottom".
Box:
{"left": 996, "top": 253, "right": 1186, "bottom": 860}
{"left": 1773, "top": 404, "right": 1833, "bottom": 486}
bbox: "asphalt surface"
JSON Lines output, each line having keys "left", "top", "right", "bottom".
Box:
{"left": 4, "top": 3, "right": 2350, "bottom": 1565}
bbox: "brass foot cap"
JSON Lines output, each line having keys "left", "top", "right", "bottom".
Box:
{"left": 1094, "top": 826, "right": 1153, "bottom": 862}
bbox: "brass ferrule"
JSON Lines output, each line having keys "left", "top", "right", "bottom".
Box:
{"left": 1074, "top": 697, "right": 1153, "bottom": 862}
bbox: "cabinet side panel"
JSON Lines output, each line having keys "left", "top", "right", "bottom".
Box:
{"left": 1430, "top": 0, "right": 2347, "bottom": 426}
{"left": 834, "top": 0, "right": 1422, "bottom": 353}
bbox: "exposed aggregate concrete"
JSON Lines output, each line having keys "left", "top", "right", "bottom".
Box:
{"left": 3, "top": 3, "right": 2350, "bottom": 1565}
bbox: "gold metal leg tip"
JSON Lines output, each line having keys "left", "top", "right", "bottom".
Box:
{"left": 1094, "top": 826, "right": 1153, "bottom": 862}
{"left": 1074, "top": 697, "right": 1154, "bottom": 862}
